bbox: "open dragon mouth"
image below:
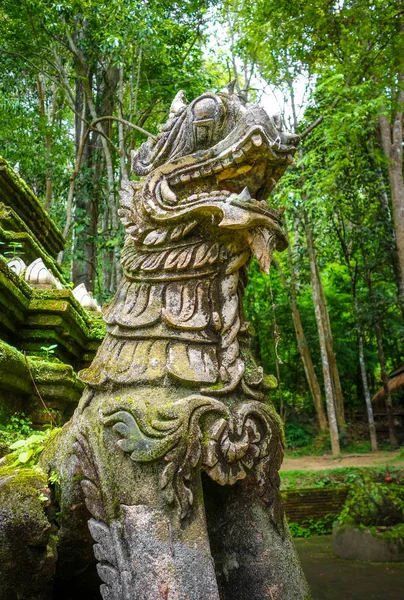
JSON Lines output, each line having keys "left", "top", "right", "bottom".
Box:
{"left": 130, "top": 88, "right": 299, "bottom": 253}
{"left": 155, "top": 124, "right": 297, "bottom": 214}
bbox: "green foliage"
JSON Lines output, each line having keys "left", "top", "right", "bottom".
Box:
{"left": 2, "top": 241, "right": 25, "bottom": 258}
{"left": 7, "top": 427, "right": 61, "bottom": 469}
{"left": 227, "top": 0, "right": 404, "bottom": 447}
{"left": 288, "top": 514, "right": 335, "bottom": 538}
{"left": 40, "top": 344, "right": 58, "bottom": 360}
{"left": 49, "top": 470, "right": 60, "bottom": 485}
{"left": 284, "top": 431, "right": 332, "bottom": 458}
{"left": 6, "top": 412, "right": 34, "bottom": 437}
{"left": 338, "top": 475, "right": 404, "bottom": 528}
{"left": 0, "top": 0, "right": 219, "bottom": 299}
{"left": 284, "top": 422, "right": 313, "bottom": 449}
{"left": 280, "top": 466, "right": 404, "bottom": 491}
{"left": 0, "top": 0, "right": 403, "bottom": 449}
{"left": 288, "top": 521, "right": 311, "bottom": 538}
{"left": 368, "top": 523, "right": 404, "bottom": 541}
{"left": 343, "top": 440, "right": 372, "bottom": 455}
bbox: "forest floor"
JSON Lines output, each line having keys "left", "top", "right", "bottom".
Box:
{"left": 296, "top": 536, "right": 404, "bottom": 600}
{"left": 281, "top": 450, "right": 404, "bottom": 471}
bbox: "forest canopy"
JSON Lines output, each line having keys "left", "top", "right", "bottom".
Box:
{"left": 0, "top": 0, "right": 403, "bottom": 454}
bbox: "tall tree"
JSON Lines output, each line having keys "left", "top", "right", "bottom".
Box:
{"left": 0, "top": 0, "right": 214, "bottom": 297}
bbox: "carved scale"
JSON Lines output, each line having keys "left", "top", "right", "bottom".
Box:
{"left": 68, "top": 86, "right": 310, "bottom": 600}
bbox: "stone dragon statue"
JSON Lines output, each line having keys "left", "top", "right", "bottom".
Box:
{"left": 40, "top": 86, "right": 310, "bottom": 599}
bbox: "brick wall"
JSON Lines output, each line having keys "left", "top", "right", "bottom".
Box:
{"left": 282, "top": 487, "right": 349, "bottom": 522}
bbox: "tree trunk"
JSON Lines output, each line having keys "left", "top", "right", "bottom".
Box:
{"left": 273, "top": 255, "right": 328, "bottom": 431}
{"left": 118, "top": 64, "right": 129, "bottom": 182}
{"left": 36, "top": 75, "right": 54, "bottom": 212}
{"left": 288, "top": 71, "right": 343, "bottom": 436}
{"left": 332, "top": 206, "right": 378, "bottom": 450}
{"left": 65, "top": 31, "right": 120, "bottom": 296}
{"left": 316, "top": 261, "right": 345, "bottom": 429}
{"left": 369, "top": 149, "right": 404, "bottom": 319}
{"left": 71, "top": 77, "right": 99, "bottom": 292}
{"left": 374, "top": 322, "right": 398, "bottom": 449}
{"left": 361, "top": 241, "right": 399, "bottom": 449}
{"left": 378, "top": 73, "right": 404, "bottom": 311}
{"left": 304, "top": 211, "right": 340, "bottom": 454}
{"left": 354, "top": 295, "right": 378, "bottom": 452}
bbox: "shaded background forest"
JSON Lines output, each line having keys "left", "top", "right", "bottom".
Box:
{"left": 1, "top": 0, "right": 403, "bottom": 454}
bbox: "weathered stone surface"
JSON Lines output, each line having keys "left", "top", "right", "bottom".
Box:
{"left": 54, "top": 86, "right": 309, "bottom": 598}
{"left": 332, "top": 525, "right": 404, "bottom": 562}
{"left": 0, "top": 466, "right": 58, "bottom": 600}
{"left": 3, "top": 87, "right": 311, "bottom": 599}
{"left": 204, "top": 475, "right": 310, "bottom": 599}
{"left": 0, "top": 251, "right": 104, "bottom": 425}
{"left": 0, "top": 156, "right": 64, "bottom": 259}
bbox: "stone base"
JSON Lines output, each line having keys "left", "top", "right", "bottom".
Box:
{"left": 332, "top": 525, "right": 404, "bottom": 562}
{"left": 0, "top": 466, "right": 58, "bottom": 600}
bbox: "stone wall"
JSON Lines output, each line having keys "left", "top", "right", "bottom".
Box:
{"left": 0, "top": 157, "right": 104, "bottom": 426}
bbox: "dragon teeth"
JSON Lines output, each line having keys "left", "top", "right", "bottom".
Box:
{"left": 160, "top": 178, "right": 177, "bottom": 204}
{"left": 252, "top": 134, "right": 263, "bottom": 146}
{"left": 243, "top": 141, "right": 252, "bottom": 153}
{"left": 212, "top": 162, "right": 223, "bottom": 172}
{"left": 238, "top": 187, "right": 252, "bottom": 202}
{"left": 233, "top": 150, "right": 244, "bottom": 163}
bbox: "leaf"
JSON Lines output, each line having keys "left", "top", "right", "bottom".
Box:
{"left": 18, "top": 449, "right": 33, "bottom": 463}
{"left": 9, "top": 439, "right": 27, "bottom": 449}
{"left": 25, "top": 434, "right": 45, "bottom": 445}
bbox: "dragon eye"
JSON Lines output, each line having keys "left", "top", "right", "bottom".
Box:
{"left": 192, "top": 97, "right": 220, "bottom": 125}
{"left": 192, "top": 96, "right": 224, "bottom": 149}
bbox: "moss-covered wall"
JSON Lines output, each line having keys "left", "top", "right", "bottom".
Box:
{"left": 0, "top": 156, "right": 64, "bottom": 258}
{"left": 0, "top": 158, "right": 105, "bottom": 428}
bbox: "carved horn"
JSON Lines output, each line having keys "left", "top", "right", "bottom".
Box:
{"left": 169, "top": 90, "right": 187, "bottom": 116}
{"left": 219, "top": 79, "right": 237, "bottom": 96}
{"left": 272, "top": 112, "right": 284, "bottom": 131}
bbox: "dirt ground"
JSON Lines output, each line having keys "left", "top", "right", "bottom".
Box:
{"left": 295, "top": 536, "right": 404, "bottom": 600}
{"left": 281, "top": 450, "right": 404, "bottom": 471}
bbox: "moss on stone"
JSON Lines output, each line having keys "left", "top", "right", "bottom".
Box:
{"left": 0, "top": 339, "right": 85, "bottom": 427}
{"left": 0, "top": 463, "right": 58, "bottom": 599}
{"left": 87, "top": 312, "right": 106, "bottom": 339}
{"left": 0, "top": 464, "right": 49, "bottom": 520}
{"left": 368, "top": 523, "right": 404, "bottom": 540}
{"left": 0, "top": 156, "right": 64, "bottom": 258}
{"left": 0, "top": 222, "right": 65, "bottom": 282}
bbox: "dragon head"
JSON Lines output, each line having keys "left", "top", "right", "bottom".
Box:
{"left": 122, "top": 86, "right": 299, "bottom": 272}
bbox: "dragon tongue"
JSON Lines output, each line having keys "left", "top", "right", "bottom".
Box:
{"left": 160, "top": 178, "right": 177, "bottom": 205}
